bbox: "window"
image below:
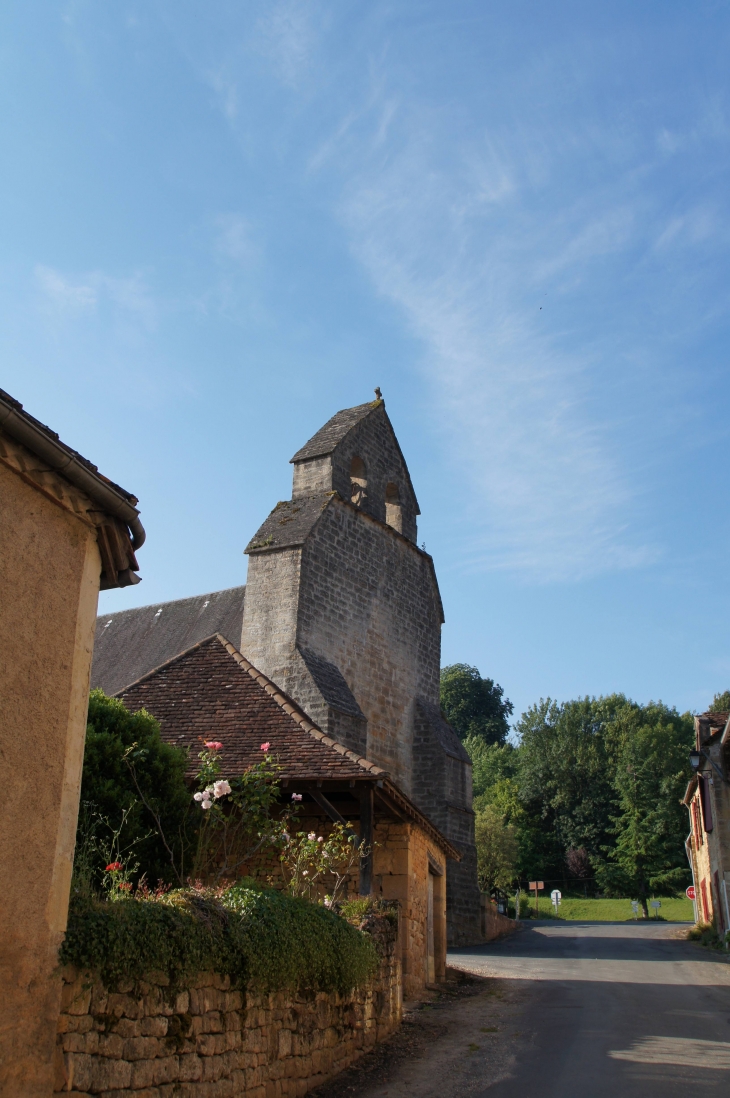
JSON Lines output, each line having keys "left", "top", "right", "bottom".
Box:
{"left": 350, "top": 456, "right": 367, "bottom": 507}
{"left": 385, "top": 482, "right": 402, "bottom": 532}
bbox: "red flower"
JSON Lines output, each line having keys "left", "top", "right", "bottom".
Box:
{"left": 204, "top": 740, "right": 223, "bottom": 751}
{"left": 105, "top": 862, "right": 123, "bottom": 872}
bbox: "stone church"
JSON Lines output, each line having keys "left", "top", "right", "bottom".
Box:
{"left": 92, "top": 396, "right": 480, "bottom": 943}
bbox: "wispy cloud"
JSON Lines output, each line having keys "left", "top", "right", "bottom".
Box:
{"left": 35, "top": 265, "right": 156, "bottom": 329}
{"left": 256, "top": 0, "right": 321, "bottom": 87}
{"left": 326, "top": 100, "right": 657, "bottom": 579}
{"left": 213, "top": 214, "right": 258, "bottom": 265}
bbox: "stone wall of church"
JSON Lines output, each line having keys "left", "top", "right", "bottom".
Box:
{"left": 239, "top": 547, "right": 302, "bottom": 690}
{"left": 295, "top": 499, "right": 442, "bottom": 794}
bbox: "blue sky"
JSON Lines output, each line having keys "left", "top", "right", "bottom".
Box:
{"left": 3, "top": 1, "right": 730, "bottom": 721}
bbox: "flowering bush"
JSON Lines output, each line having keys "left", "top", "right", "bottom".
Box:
{"left": 190, "top": 739, "right": 295, "bottom": 881}
{"left": 280, "top": 823, "right": 365, "bottom": 906}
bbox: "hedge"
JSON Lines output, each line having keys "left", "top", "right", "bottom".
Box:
{"left": 60, "top": 886, "right": 378, "bottom": 994}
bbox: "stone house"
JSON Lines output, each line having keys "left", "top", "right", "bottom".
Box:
{"left": 115, "top": 633, "right": 456, "bottom": 998}
{"left": 0, "top": 388, "right": 145, "bottom": 1097}
{"left": 93, "top": 397, "right": 481, "bottom": 945}
{"left": 683, "top": 710, "right": 730, "bottom": 932}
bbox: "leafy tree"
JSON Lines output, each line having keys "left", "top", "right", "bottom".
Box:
{"left": 474, "top": 804, "right": 519, "bottom": 893}
{"left": 440, "top": 664, "right": 513, "bottom": 746}
{"left": 595, "top": 704, "right": 694, "bottom": 916}
{"left": 710, "top": 690, "right": 730, "bottom": 711}
{"left": 78, "top": 690, "right": 194, "bottom": 888}
{"left": 465, "top": 739, "right": 517, "bottom": 802}
{"left": 515, "top": 696, "right": 627, "bottom": 875}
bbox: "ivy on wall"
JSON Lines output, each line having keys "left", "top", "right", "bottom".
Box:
{"left": 60, "top": 886, "right": 378, "bottom": 994}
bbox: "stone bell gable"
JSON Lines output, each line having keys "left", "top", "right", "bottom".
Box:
{"left": 290, "top": 398, "right": 420, "bottom": 543}
{"left": 241, "top": 398, "right": 481, "bottom": 944}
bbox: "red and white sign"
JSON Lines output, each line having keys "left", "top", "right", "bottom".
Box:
{"left": 686, "top": 885, "right": 696, "bottom": 901}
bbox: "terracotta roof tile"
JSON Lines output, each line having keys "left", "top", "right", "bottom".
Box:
{"left": 116, "top": 634, "right": 385, "bottom": 783}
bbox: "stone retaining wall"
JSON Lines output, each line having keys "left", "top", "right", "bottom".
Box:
{"left": 480, "top": 897, "right": 518, "bottom": 941}
{"left": 54, "top": 926, "right": 400, "bottom": 1097}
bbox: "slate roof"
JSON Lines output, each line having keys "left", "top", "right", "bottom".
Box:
{"left": 290, "top": 402, "right": 380, "bottom": 463}
{"left": 117, "top": 634, "right": 386, "bottom": 783}
{"left": 91, "top": 586, "right": 246, "bottom": 696}
{"left": 245, "top": 494, "right": 333, "bottom": 554}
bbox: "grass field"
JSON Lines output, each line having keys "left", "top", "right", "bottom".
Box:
{"left": 518, "top": 895, "right": 694, "bottom": 922}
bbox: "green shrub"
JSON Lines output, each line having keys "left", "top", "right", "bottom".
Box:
{"left": 687, "top": 922, "right": 727, "bottom": 950}
{"left": 60, "top": 885, "right": 378, "bottom": 994}
{"left": 78, "top": 691, "right": 194, "bottom": 887}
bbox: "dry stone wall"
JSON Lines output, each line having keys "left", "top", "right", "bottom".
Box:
{"left": 54, "top": 934, "right": 400, "bottom": 1098}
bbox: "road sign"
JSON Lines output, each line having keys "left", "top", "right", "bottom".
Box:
{"left": 686, "top": 885, "right": 696, "bottom": 901}
{"left": 650, "top": 900, "right": 661, "bottom": 908}
{"left": 529, "top": 881, "right": 545, "bottom": 890}
{"left": 551, "top": 889, "right": 562, "bottom": 902}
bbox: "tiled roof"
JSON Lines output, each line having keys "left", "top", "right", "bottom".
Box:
{"left": 116, "top": 634, "right": 386, "bottom": 783}
{"left": 698, "top": 710, "right": 728, "bottom": 731}
{"left": 0, "top": 387, "right": 138, "bottom": 505}
{"left": 245, "top": 494, "right": 333, "bottom": 554}
{"left": 92, "top": 587, "right": 246, "bottom": 696}
{"left": 116, "top": 634, "right": 460, "bottom": 859}
{"left": 290, "top": 402, "right": 380, "bottom": 463}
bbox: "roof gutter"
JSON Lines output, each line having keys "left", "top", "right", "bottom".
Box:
{"left": 0, "top": 390, "right": 145, "bottom": 549}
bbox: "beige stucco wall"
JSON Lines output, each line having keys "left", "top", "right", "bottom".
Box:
{"left": 0, "top": 461, "right": 101, "bottom": 1097}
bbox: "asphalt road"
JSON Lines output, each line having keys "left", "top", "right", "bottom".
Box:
{"left": 450, "top": 920, "right": 730, "bottom": 1096}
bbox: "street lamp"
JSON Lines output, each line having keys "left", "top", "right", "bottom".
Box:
{"left": 690, "top": 750, "right": 701, "bottom": 771}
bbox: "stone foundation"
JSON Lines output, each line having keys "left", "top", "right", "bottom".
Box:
{"left": 54, "top": 927, "right": 400, "bottom": 1097}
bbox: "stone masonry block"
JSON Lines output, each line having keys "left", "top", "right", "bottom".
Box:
{"left": 97, "top": 1033, "right": 125, "bottom": 1058}
{"left": 122, "top": 1036, "right": 161, "bottom": 1061}
{"left": 140, "top": 1016, "right": 169, "bottom": 1038}
{"left": 61, "top": 979, "right": 92, "bottom": 1016}
{"left": 89, "top": 1055, "right": 132, "bottom": 1091}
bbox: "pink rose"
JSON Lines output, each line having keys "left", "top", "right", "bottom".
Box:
{"left": 204, "top": 740, "right": 223, "bottom": 751}
{"left": 260, "top": 742, "right": 271, "bottom": 752}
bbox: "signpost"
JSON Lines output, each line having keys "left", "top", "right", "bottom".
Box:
{"left": 631, "top": 901, "right": 639, "bottom": 920}
{"left": 551, "top": 889, "right": 562, "bottom": 915}
{"left": 650, "top": 900, "right": 662, "bottom": 919}
{"left": 686, "top": 886, "right": 696, "bottom": 901}
{"left": 529, "top": 881, "right": 544, "bottom": 917}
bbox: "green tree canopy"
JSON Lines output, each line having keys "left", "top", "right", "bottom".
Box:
{"left": 440, "top": 664, "right": 513, "bottom": 746}
{"left": 474, "top": 804, "right": 519, "bottom": 893}
{"left": 709, "top": 690, "right": 730, "bottom": 711}
{"left": 515, "top": 695, "right": 628, "bottom": 876}
{"left": 595, "top": 703, "right": 694, "bottom": 916}
{"left": 78, "top": 690, "right": 194, "bottom": 887}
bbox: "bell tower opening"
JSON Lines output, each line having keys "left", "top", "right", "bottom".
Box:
{"left": 385, "top": 482, "right": 402, "bottom": 533}
{"left": 350, "top": 456, "right": 367, "bottom": 507}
